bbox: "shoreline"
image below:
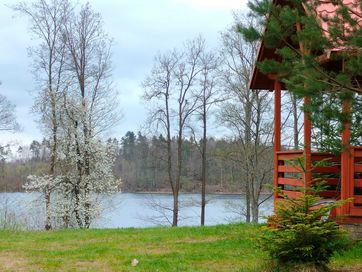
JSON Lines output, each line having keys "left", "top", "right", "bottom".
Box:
{"left": 126, "top": 191, "right": 273, "bottom": 196}
{"left": 0, "top": 191, "right": 273, "bottom": 196}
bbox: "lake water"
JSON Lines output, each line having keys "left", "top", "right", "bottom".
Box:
{"left": 0, "top": 192, "right": 274, "bottom": 229}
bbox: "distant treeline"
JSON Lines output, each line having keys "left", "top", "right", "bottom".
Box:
{"left": 0, "top": 131, "right": 273, "bottom": 193}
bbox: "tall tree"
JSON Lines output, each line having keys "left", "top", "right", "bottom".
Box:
{"left": 60, "top": 2, "right": 119, "bottom": 228}
{"left": 219, "top": 15, "right": 274, "bottom": 223}
{"left": 16, "top": 1, "right": 120, "bottom": 229}
{"left": 143, "top": 37, "right": 205, "bottom": 226}
{"left": 13, "top": 0, "right": 72, "bottom": 230}
{"left": 143, "top": 50, "right": 178, "bottom": 225}
{"left": 193, "top": 50, "right": 222, "bottom": 226}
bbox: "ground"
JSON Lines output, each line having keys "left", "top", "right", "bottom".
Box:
{"left": 0, "top": 224, "right": 361, "bottom": 271}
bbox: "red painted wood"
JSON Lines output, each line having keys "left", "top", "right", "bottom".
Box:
{"left": 274, "top": 80, "right": 281, "bottom": 152}
{"left": 278, "top": 177, "right": 303, "bottom": 187}
{"left": 276, "top": 150, "right": 304, "bottom": 154}
{"left": 278, "top": 165, "right": 303, "bottom": 173}
{"left": 355, "top": 179, "right": 362, "bottom": 188}
{"left": 353, "top": 149, "right": 362, "bottom": 157}
{"left": 354, "top": 164, "right": 362, "bottom": 172}
{"left": 313, "top": 178, "right": 339, "bottom": 186}
{"left": 339, "top": 100, "right": 352, "bottom": 216}
{"left": 280, "top": 190, "right": 302, "bottom": 199}
{"left": 274, "top": 80, "right": 282, "bottom": 200}
{"left": 319, "top": 191, "right": 339, "bottom": 198}
{"left": 354, "top": 196, "right": 362, "bottom": 204}
{"left": 311, "top": 155, "right": 341, "bottom": 162}
{"left": 354, "top": 157, "right": 362, "bottom": 163}
{"left": 278, "top": 153, "right": 303, "bottom": 160}
{"left": 350, "top": 208, "right": 362, "bottom": 217}
{"left": 313, "top": 166, "right": 341, "bottom": 173}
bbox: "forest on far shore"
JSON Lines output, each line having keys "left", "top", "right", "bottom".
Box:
{"left": 0, "top": 131, "right": 273, "bottom": 194}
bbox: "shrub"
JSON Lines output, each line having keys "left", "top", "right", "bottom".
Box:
{"left": 258, "top": 183, "right": 351, "bottom": 271}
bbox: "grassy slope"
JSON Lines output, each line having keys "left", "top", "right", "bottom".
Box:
{"left": 0, "top": 224, "right": 361, "bottom": 272}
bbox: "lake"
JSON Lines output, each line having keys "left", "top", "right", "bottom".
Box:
{"left": 0, "top": 192, "right": 274, "bottom": 229}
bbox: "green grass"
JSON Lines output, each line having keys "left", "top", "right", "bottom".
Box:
{"left": 0, "top": 224, "right": 361, "bottom": 271}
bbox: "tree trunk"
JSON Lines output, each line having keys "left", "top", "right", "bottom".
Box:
{"left": 201, "top": 104, "right": 207, "bottom": 226}
{"left": 244, "top": 91, "right": 252, "bottom": 223}
{"left": 172, "top": 190, "right": 179, "bottom": 227}
{"left": 244, "top": 180, "right": 251, "bottom": 222}
{"left": 251, "top": 200, "right": 259, "bottom": 223}
{"left": 173, "top": 132, "right": 183, "bottom": 227}
{"left": 44, "top": 186, "right": 52, "bottom": 230}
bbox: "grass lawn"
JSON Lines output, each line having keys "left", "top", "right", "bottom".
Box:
{"left": 0, "top": 224, "right": 361, "bottom": 271}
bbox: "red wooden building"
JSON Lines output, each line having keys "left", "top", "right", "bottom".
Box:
{"left": 250, "top": 0, "right": 362, "bottom": 224}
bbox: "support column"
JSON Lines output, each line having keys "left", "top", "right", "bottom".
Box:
{"left": 304, "top": 97, "right": 312, "bottom": 188}
{"left": 274, "top": 80, "right": 281, "bottom": 199}
{"left": 340, "top": 100, "right": 351, "bottom": 216}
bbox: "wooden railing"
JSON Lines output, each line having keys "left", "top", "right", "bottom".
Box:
{"left": 275, "top": 148, "right": 362, "bottom": 221}
{"left": 275, "top": 150, "right": 340, "bottom": 200}
{"left": 350, "top": 147, "right": 362, "bottom": 217}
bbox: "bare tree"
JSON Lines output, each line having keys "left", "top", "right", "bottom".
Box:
{"left": 172, "top": 37, "right": 204, "bottom": 226}
{"left": 219, "top": 14, "right": 274, "bottom": 223}
{"left": 192, "top": 50, "right": 222, "bottom": 226}
{"left": 0, "top": 93, "right": 19, "bottom": 133}
{"left": 143, "top": 51, "right": 178, "bottom": 226}
{"left": 143, "top": 37, "right": 204, "bottom": 226}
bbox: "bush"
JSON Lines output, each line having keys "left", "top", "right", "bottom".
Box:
{"left": 258, "top": 183, "right": 351, "bottom": 271}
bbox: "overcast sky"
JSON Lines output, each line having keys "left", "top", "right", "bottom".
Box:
{"left": 0, "top": 0, "right": 247, "bottom": 146}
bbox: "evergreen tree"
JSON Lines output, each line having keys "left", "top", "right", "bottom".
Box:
{"left": 241, "top": 0, "right": 362, "bottom": 152}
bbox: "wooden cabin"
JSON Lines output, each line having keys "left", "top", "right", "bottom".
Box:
{"left": 250, "top": 0, "right": 362, "bottom": 225}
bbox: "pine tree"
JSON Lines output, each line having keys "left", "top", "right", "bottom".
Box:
{"left": 240, "top": 0, "right": 362, "bottom": 152}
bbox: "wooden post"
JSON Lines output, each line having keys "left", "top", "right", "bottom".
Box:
{"left": 304, "top": 97, "right": 312, "bottom": 188}
{"left": 274, "top": 80, "right": 281, "bottom": 199}
{"left": 340, "top": 100, "right": 351, "bottom": 216}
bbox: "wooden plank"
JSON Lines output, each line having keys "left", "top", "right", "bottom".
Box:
{"left": 273, "top": 80, "right": 281, "bottom": 201}
{"left": 276, "top": 150, "right": 303, "bottom": 155}
{"left": 354, "top": 196, "right": 362, "bottom": 204}
{"left": 339, "top": 100, "right": 351, "bottom": 215}
{"left": 354, "top": 149, "right": 362, "bottom": 158}
{"left": 278, "top": 154, "right": 303, "bottom": 161}
{"left": 279, "top": 190, "right": 302, "bottom": 199}
{"left": 350, "top": 208, "right": 362, "bottom": 217}
{"left": 354, "top": 157, "right": 362, "bottom": 163}
{"left": 313, "top": 178, "right": 339, "bottom": 186}
{"left": 278, "top": 177, "right": 303, "bottom": 187}
{"left": 313, "top": 166, "right": 340, "bottom": 173}
{"left": 311, "top": 155, "right": 340, "bottom": 163}
{"left": 319, "top": 191, "right": 339, "bottom": 198}
{"left": 278, "top": 165, "right": 302, "bottom": 173}
{"left": 274, "top": 81, "right": 281, "bottom": 152}
{"left": 354, "top": 164, "right": 362, "bottom": 173}
{"left": 277, "top": 150, "right": 303, "bottom": 161}
{"left": 355, "top": 179, "right": 362, "bottom": 188}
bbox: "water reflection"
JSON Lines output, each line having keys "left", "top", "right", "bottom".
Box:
{"left": 0, "top": 192, "right": 274, "bottom": 229}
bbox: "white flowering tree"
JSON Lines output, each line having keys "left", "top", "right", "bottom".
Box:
{"left": 25, "top": 140, "right": 120, "bottom": 228}
{"left": 17, "top": 0, "right": 121, "bottom": 229}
